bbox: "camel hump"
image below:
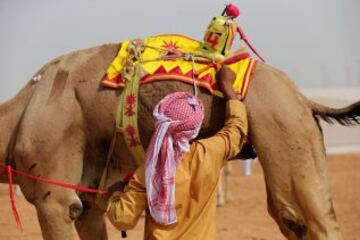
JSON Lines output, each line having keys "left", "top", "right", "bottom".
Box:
{"left": 307, "top": 99, "right": 360, "bottom": 126}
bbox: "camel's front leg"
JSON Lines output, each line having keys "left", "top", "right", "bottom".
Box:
{"left": 15, "top": 133, "right": 85, "bottom": 240}
{"left": 13, "top": 76, "right": 86, "bottom": 239}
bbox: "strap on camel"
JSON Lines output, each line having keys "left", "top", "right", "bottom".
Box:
{"left": 116, "top": 65, "right": 146, "bottom": 166}
{"left": 116, "top": 40, "right": 146, "bottom": 166}
{"left": 97, "top": 40, "right": 146, "bottom": 193}
{"left": 97, "top": 41, "right": 146, "bottom": 239}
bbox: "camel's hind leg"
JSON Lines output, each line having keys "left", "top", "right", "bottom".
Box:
{"left": 246, "top": 66, "right": 342, "bottom": 240}
{"left": 13, "top": 69, "right": 86, "bottom": 240}
{"left": 258, "top": 135, "right": 341, "bottom": 240}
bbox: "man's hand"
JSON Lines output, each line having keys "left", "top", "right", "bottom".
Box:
{"left": 216, "top": 65, "right": 239, "bottom": 100}
{"left": 107, "top": 181, "right": 127, "bottom": 195}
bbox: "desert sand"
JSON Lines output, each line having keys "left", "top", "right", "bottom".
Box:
{"left": 0, "top": 154, "right": 359, "bottom": 240}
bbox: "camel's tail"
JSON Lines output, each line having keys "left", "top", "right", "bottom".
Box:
{"left": 308, "top": 99, "right": 360, "bottom": 126}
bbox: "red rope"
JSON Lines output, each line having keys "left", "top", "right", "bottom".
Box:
{"left": 0, "top": 163, "right": 109, "bottom": 195}
{"left": 0, "top": 163, "right": 110, "bottom": 231}
{"left": 7, "top": 165, "right": 23, "bottom": 230}
{"left": 0, "top": 164, "right": 137, "bottom": 233}
{"left": 237, "top": 26, "right": 266, "bottom": 63}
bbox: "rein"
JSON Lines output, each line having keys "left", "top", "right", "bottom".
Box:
{"left": 236, "top": 26, "right": 265, "bottom": 62}
{"left": 0, "top": 163, "right": 109, "bottom": 231}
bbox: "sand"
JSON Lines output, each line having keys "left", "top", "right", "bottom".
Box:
{"left": 0, "top": 154, "right": 359, "bottom": 240}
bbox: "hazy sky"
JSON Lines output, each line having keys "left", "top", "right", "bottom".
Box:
{"left": 0, "top": 0, "right": 359, "bottom": 102}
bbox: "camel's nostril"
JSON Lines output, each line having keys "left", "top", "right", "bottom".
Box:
{"left": 69, "top": 203, "right": 83, "bottom": 220}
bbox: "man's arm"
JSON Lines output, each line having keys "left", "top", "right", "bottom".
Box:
{"left": 192, "top": 66, "right": 248, "bottom": 170}
{"left": 106, "top": 166, "right": 147, "bottom": 230}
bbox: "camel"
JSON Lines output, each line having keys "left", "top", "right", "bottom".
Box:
{"left": 0, "top": 42, "right": 359, "bottom": 240}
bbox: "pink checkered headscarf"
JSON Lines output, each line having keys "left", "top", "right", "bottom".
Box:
{"left": 145, "top": 92, "right": 204, "bottom": 225}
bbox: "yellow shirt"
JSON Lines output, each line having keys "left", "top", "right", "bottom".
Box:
{"left": 107, "top": 100, "right": 248, "bottom": 240}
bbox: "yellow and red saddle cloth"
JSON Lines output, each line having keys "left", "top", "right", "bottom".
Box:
{"left": 102, "top": 34, "right": 257, "bottom": 98}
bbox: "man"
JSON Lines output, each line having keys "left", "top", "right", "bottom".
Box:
{"left": 107, "top": 66, "right": 248, "bottom": 240}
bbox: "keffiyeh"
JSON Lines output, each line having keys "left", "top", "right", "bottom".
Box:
{"left": 145, "top": 92, "right": 204, "bottom": 225}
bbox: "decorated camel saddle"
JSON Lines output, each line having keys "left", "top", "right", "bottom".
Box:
{"left": 102, "top": 34, "right": 257, "bottom": 98}
{"left": 102, "top": 3, "right": 265, "bottom": 100}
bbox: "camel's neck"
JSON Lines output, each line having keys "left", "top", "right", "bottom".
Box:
{"left": 0, "top": 82, "right": 35, "bottom": 164}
